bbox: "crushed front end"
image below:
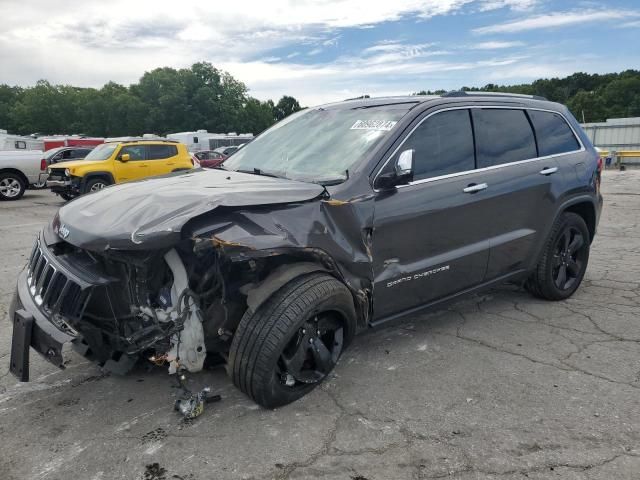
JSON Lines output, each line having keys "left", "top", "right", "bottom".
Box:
{"left": 9, "top": 226, "right": 240, "bottom": 379}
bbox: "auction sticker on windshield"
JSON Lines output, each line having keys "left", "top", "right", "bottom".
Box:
{"left": 350, "top": 120, "right": 397, "bottom": 131}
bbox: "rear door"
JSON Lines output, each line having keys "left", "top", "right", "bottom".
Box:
{"left": 147, "top": 144, "right": 180, "bottom": 175}
{"left": 371, "top": 108, "right": 491, "bottom": 320}
{"left": 470, "top": 107, "right": 565, "bottom": 280}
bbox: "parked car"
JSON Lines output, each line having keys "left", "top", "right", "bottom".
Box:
{"left": 10, "top": 93, "right": 602, "bottom": 409}
{"left": 46, "top": 139, "right": 193, "bottom": 200}
{"left": 213, "top": 145, "right": 240, "bottom": 156}
{"left": 0, "top": 150, "right": 47, "bottom": 200}
{"left": 45, "top": 146, "right": 95, "bottom": 166}
{"left": 25, "top": 147, "right": 96, "bottom": 189}
{"left": 194, "top": 150, "right": 226, "bottom": 168}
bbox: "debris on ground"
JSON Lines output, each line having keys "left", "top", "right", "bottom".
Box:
{"left": 173, "top": 374, "right": 221, "bottom": 420}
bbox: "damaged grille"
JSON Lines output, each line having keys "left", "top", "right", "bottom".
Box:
{"left": 26, "top": 239, "right": 94, "bottom": 334}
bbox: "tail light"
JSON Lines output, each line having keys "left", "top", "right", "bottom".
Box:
{"left": 40, "top": 159, "right": 47, "bottom": 171}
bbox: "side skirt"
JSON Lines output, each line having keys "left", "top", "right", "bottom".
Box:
{"left": 368, "top": 269, "right": 528, "bottom": 328}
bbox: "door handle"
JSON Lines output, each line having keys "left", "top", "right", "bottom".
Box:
{"left": 539, "top": 167, "right": 558, "bottom": 175}
{"left": 463, "top": 183, "right": 488, "bottom": 193}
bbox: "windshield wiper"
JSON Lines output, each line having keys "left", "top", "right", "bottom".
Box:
{"left": 235, "top": 168, "right": 285, "bottom": 179}
{"left": 312, "top": 169, "right": 349, "bottom": 186}
{"left": 314, "top": 178, "right": 347, "bottom": 186}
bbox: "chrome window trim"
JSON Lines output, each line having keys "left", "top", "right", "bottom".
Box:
{"left": 373, "top": 105, "right": 585, "bottom": 191}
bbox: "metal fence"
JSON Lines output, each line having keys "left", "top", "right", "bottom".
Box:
{"left": 581, "top": 117, "right": 640, "bottom": 151}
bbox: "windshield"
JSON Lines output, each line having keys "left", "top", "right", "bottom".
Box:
{"left": 222, "top": 105, "right": 410, "bottom": 184}
{"left": 82, "top": 143, "right": 118, "bottom": 161}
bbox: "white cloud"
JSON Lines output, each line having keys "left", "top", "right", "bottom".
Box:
{"left": 0, "top": 0, "right": 633, "bottom": 108}
{"left": 479, "top": 0, "right": 537, "bottom": 11}
{"left": 474, "top": 9, "right": 640, "bottom": 34}
{"left": 469, "top": 40, "right": 525, "bottom": 49}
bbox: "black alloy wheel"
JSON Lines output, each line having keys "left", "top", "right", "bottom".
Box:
{"left": 277, "top": 312, "right": 344, "bottom": 388}
{"left": 552, "top": 225, "right": 587, "bottom": 291}
{"left": 228, "top": 272, "right": 355, "bottom": 408}
{"left": 526, "top": 212, "right": 590, "bottom": 301}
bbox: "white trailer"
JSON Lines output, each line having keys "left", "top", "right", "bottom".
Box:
{"left": 0, "top": 129, "right": 44, "bottom": 151}
{"left": 167, "top": 130, "right": 253, "bottom": 152}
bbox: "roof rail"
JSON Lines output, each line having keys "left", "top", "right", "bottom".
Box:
{"left": 343, "top": 95, "right": 371, "bottom": 101}
{"left": 442, "top": 91, "right": 548, "bottom": 101}
{"left": 105, "top": 138, "right": 178, "bottom": 144}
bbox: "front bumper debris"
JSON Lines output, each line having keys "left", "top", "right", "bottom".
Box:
{"left": 8, "top": 233, "right": 114, "bottom": 380}
{"left": 46, "top": 179, "right": 72, "bottom": 188}
{"left": 9, "top": 275, "right": 75, "bottom": 381}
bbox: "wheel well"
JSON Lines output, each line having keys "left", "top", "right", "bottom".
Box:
{"left": 564, "top": 202, "right": 596, "bottom": 242}
{"left": 85, "top": 174, "right": 111, "bottom": 184}
{"left": 0, "top": 168, "right": 28, "bottom": 186}
{"left": 82, "top": 173, "right": 113, "bottom": 191}
{"left": 242, "top": 257, "right": 360, "bottom": 337}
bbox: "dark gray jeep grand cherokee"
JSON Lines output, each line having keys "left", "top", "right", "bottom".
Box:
{"left": 10, "top": 92, "right": 603, "bottom": 408}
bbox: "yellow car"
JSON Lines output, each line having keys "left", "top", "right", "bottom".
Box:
{"left": 47, "top": 140, "right": 194, "bottom": 200}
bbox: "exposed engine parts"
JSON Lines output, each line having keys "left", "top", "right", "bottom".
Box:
{"left": 140, "top": 249, "right": 207, "bottom": 374}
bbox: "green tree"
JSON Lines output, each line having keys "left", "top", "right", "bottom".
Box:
{"left": 274, "top": 95, "right": 302, "bottom": 121}
{"left": 0, "top": 85, "right": 22, "bottom": 131}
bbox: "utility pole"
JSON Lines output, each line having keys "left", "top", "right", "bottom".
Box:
{"left": 581, "top": 110, "right": 586, "bottom": 123}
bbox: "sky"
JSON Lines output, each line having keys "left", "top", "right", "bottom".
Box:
{"left": 1, "top": 0, "right": 639, "bottom": 105}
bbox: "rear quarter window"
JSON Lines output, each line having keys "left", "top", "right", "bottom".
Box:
{"left": 528, "top": 110, "right": 580, "bottom": 156}
{"left": 472, "top": 109, "right": 537, "bottom": 168}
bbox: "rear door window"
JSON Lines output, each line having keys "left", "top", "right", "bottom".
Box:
{"left": 147, "top": 145, "right": 178, "bottom": 160}
{"left": 394, "top": 109, "right": 475, "bottom": 181}
{"left": 472, "top": 109, "right": 537, "bottom": 168}
{"left": 70, "top": 149, "right": 91, "bottom": 159}
{"left": 528, "top": 110, "right": 581, "bottom": 156}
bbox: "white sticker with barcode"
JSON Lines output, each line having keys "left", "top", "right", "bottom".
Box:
{"left": 350, "top": 120, "right": 397, "bottom": 131}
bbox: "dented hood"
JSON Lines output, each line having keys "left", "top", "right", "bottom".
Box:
{"left": 54, "top": 168, "right": 325, "bottom": 250}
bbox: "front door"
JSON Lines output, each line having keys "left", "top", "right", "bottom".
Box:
{"left": 113, "top": 145, "right": 148, "bottom": 182}
{"left": 371, "top": 108, "right": 490, "bottom": 320}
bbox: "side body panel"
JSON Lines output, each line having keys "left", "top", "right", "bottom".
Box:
{"left": 371, "top": 176, "right": 490, "bottom": 319}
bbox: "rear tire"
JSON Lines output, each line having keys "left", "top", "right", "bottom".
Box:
{"left": 0, "top": 172, "right": 26, "bottom": 200}
{"left": 526, "top": 212, "right": 590, "bottom": 300}
{"left": 228, "top": 273, "right": 355, "bottom": 409}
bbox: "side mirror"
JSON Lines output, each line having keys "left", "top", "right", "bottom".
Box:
{"left": 119, "top": 153, "right": 131, "bottom": 162}
{"left": 396, "top": 149, "right": 414, "bottom": 178}
{"left": 376, "top": 149, "right": 415, "bottom": 190}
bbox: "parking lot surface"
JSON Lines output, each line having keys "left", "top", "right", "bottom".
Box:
{"left": 1, "top": 171, "right": 639, "bottom": 480}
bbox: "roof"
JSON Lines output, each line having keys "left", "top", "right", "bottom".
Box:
{"left": 322, "top": 91, "right": 554, "bottom": 111}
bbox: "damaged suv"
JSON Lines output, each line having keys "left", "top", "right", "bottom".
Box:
{"left": 10, "top": 93, "right": 602, "bottom": 408}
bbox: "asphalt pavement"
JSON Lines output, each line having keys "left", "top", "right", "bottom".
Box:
{"left": 1, "top": 171, "right": 639, "bottom": 480}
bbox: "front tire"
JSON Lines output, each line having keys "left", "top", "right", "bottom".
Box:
{"left": 82, "top": 177, "right": 110, "bottom": 194}
{"left": 58, "top": 192, "right": 75, "bottom": 201}
{"left": 228, "top": 273, "right": 355, "bottom": 409}
{"left": 0, "top": 172, "right": 26, "bottom": 200}
{"left": 526, "top": 212, "right": 590, "bottom": 300}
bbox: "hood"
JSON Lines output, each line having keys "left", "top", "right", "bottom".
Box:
{"left": 54, "top": 168, "right": 325, "bottom": 251}
{"left": 50, "top": 160, "right": 105, "bottom": 171}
